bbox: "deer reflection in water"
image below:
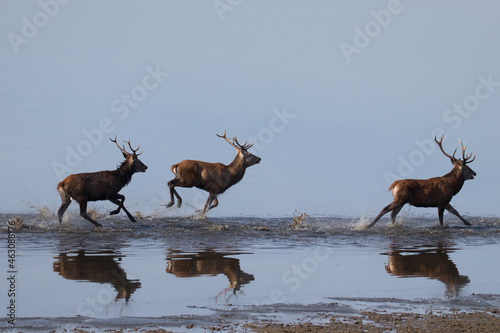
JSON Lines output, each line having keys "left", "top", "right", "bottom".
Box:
{"left": 384, "top": 244, "right": 469, "bottom": 296}
{"left": 166, "top": 250, "right": 254, "bottom": 302}
{"left": 53, "top": 250, "right": 141, "bottom": 300}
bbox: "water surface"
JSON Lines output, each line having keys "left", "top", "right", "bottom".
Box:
{"left": 2, "top": 213, "right": 500, "bottom": 331}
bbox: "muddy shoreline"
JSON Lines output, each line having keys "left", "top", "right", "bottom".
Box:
{"left": 248, "top": 310, "right": 500, "bottom": 333}
{"left": 8, "top": 310, "right": 500, "bottom": 332}
{"left": 7, "top": 299, "right": 500, "bottom": 332}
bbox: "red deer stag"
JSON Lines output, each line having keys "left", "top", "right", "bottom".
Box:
{"left": 368, "top": 135, "right": 476, "bottom": 228}
{"left": 166, "top": 131, "right": 261, "bottom": 215}
{"left": 57, "top": 136, "right": 147, "bottom": 227}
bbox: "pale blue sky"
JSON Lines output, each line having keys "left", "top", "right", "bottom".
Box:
{"left": 1, "top": 1, "right": 500, "bottom": 218}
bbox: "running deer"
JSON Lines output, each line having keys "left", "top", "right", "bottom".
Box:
{"left": 166, "top": 131, "right": 261, "bottom": 214}
{"left": 368, "top": 136, "right": 476, "bottom": 228}
{"left": 57, "top": 136, "right": 148, "bottom": 227}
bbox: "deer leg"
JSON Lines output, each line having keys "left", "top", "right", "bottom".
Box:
{"left": 202, "top": 193, "right": 217, "bottom": 214}
{"left": 438, "top": 206, "right": 445, "bottom": 227}
{"left": 78, "top": 200, "right": 102, "bottom": 227}
{"left": 166, "top": 179, "right": 182, "bottom": 208}
{"left": 57, "top": 186, "right": 72, "bottom": 223}
{"left": 367, "top": 202, "right": 401, "bottom": 228}
{"left": 109, "top": 194, "right": 125, "bottom": 215}
{"left": 57, "top": 197, "right": 72, "bottom": 224}
{"left": 208, "top": 196, "right": 219, "bottom": 211}
{"left": 390, "top": 204, "right": 404, "bottom": 224}
{"left": 109, "top": 199, "right": 122, "bottom": 215}
{"left": 109, "top": 195, "right": 136, "bottom": 222}
{"left": 446, "top": 204, "right": 471, "bottom": 226}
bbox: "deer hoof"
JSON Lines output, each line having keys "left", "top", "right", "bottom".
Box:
{"left": 166, "top": 202, "right": 174, "bottom": 208}
{"left": 110, "top": 209, "right": 119, "bottom": 215}
{"left": 177, "top": 201, "right": 182, "bottom": 208}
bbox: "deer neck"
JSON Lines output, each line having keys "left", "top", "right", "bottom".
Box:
{"left": 114, "top": 160, "right": 135, "bottom": 186}
{"left": 227, "top": 153, "right": 246, "bottom": 183}
{"left": 443, "top": 165, "right": 465, "bottom": 195}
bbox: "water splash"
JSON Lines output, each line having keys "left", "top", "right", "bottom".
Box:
{"left": 353, "top": 217, "right": 370, "bottom": 230}
{"left": 38, "top": 206, "right": 55, "bottom": 219}
{"left": 291, "top": 211, "right": 310, "bottom": 230}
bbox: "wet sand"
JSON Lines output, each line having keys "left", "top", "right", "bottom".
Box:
{"left": 248, "top": 310, "right": 500, "bottom": 333}
{"left": 10, "top": 307, "right": 500, "bottom": 332}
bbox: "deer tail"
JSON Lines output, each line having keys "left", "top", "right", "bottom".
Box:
{"left": 57, "top": 181, "right": 71, "bottom": 200}
{"left": 171, "top": 164, "right": 179, "bottom": 177}
{"left": 388, "top": 181, "right": 399, "bottom": 192}
{"left": 388, "top": 180, "right": 401, "bottom": 198}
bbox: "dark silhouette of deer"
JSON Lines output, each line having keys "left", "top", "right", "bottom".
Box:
{"left": 166, "top": 250, "right": 255, "bottom": 303}
{"left": 53, "top": 250, "right": 141, "bottom": 301}
{"left": 57, "top": 136, "right": 147, "bottom": 227}
{"left": 368, "top": 136, "right": 476, "bottom": 228}
{"left": 384, "top": 244, "right": 469, "bottom": 296}
{"left": 166, "top": 131, "right": 261, "bottom": 215}
{"left": 166, "top": 250, "right": 254, "bottom": 290}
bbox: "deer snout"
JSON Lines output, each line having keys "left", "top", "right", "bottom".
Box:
{"left": 137, "top": 163, "right": 148, "bottom": 172}
{"left": 466, "top": 168, "right": 476, "bottom": 180}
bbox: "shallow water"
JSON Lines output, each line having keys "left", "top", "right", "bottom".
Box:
{"left": 2, "top": 212, "right": 500, "bottom": 331}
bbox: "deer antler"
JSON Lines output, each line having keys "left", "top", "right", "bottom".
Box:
{"left": 217, "top": 131, "right": 238, "bottom": 150}
{"left": 110, "top": 135, "right": 130, "bottom": 156}
{"left": 232, "top": 132, "right": 254, "bottom": 150}
{"left": 123, "top": 138, "right": 142, "bottom": 156}
{"left": 434, "top": 135, "right": 457, "bottom": 162}
{"left": 217, "top": 131, "right": 254, "bottom": 151}
{"left": 458, "top": 139, "right": 475, "bottom": 164}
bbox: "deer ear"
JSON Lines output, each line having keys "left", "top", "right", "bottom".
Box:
{"left": 452, "top": 158, "right": 463, "bottom": 166}
{"left": 122, "top": 152, "right": 130, "bottom": 159}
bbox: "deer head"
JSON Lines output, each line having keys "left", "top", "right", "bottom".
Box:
{"left": 110, "top": 136, "right": 148, "bottom": 173}
{"left": 435, "top": 135, "right": 476, "bottom": 180}
{"left": 217, "top": 131, "right": 261, "bottom": 167}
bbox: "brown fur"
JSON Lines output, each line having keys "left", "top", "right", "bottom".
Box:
{"left": 368, "top": 136, "right": 476, "bottom": 228}
{"left": 166, "top": 132, "right": 261, "bottom": 214}
{"left": 57, "top": 138, "right": 147, "bottom": 227}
